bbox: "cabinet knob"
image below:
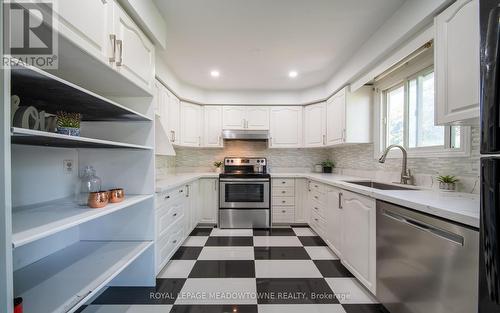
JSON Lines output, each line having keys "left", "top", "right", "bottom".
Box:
{"left": 164, "top": 195, "right": 170, "bottom": 200}
{"left": 281, "top": 181, "right": 286, "bottom": 184}
{"left": 281, "top": 210, "right": 286, "bottom": 213}
{"left": 173, "top": 213, "right": 177, "bottom": 217}
{"left": 281, "top": 191, "right": 286, "bottom": 194}
{"left": 314, "top": 196, "right": 319, "bottom": 199}
{"left": 282, "top": 200, "right": 286, "bottom": 203}
{"left": 172, "top": 240, "right": 177, "bottom": 244}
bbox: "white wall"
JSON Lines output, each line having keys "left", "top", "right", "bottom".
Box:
{"left": 154, "top": 0, "right": 452, "bottom": 105}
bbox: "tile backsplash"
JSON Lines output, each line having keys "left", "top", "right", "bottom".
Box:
{"left": 156, "top": 128, "right": 481, "bottom": 193}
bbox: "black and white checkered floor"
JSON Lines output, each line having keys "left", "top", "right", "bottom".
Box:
{"left": 82, "top": 226, "right": 387, "bottom": 313}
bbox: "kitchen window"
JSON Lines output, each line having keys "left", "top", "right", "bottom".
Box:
{"left": 375, "top": 59, "right": 470, "bottom": 158}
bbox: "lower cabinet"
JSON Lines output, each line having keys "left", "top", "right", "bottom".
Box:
{"left": 340, "top": 190, "right": 376, "bottom": 294}
{"left": 308, "top": 181, "right": 376, "bottom": 295}
{"left": 325, "top": 186, "right": 343, "bottom": 258}
{"left": 200, "top": 178, "right": 219, "bottom": 224}
{"left": 272, "top": 178, "right": 296, "bottom": 224}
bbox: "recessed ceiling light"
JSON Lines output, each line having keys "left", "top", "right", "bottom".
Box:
{"left": 288, "top": 70, "right": 298, "bottom": 78}
{"left": 210, "top": 70, "right": 220, "bottom": 78}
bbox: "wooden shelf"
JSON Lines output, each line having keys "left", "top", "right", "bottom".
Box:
{"left": 14, "top": 241, "right": 153, "bottom": 313}
{"left": 12, "top": 194, "right": 153, "bottom": 248}
{"left": 12, "top": 66, "right": 151, "bottom": 122}
{"left": 11, "top": 127, "right": 153, "bottom": 150}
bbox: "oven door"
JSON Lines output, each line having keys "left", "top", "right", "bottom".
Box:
{"left": 220, "top": 179, "right": 270, "bottom": 209}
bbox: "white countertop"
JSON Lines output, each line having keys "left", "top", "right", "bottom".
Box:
{"left": 156, "top": 172, "right": 480, "bottom": 228}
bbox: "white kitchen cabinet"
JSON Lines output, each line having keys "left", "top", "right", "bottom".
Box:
{"left": 326, "top": 86, "right": 372, "bottom": 146}
{"left": 341, "top": 190, "right": 376, "bottom": 294}
{"left": 186, "top": 181, "right": 200, "bottom": 233}
{"left": 222, "top": 106, "right": 247, "bottom": 130}
{"left": 222, "top": 106, "right": 269, "bottom": 130}
{"left": 204, "top": 106, "right": 223, "bottom": 147}
{"left": 294, "top": 179, "right": 310, "bottom": 223}
{"left": 304, "top": 102, "right": 326, "bottom": 147}
{"left": 246, "top": 107, "right": 270, "bottom": 130}
{"left": 180, "top": 102, "right": 202, "bottom": 147}
{"left": 168, "top": 93, "right": 181, "bottom": 145}
{"left": 200, "top": 179, "right": 219, "bottom": 224}
{"left": 435, "top": 0, "right": 480, "bottom": 125}
{"left": 325, "top": 186, "right": 343, "bottom": 258}
{"left": 111, "top": 1, "right": 155, "bottom": 92}
{"left": 270, "top": 107, "right": 303, "bottom": 148}
{"left": 54, "top": 0, "right": 112, "bottom": 64}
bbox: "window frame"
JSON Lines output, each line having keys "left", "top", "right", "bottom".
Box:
{"left": 373, "top": 54, "right": 471, "bottom": 159}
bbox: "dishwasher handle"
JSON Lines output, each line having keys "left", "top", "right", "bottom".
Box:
{"left": 382, "top": 209, "right": 464, "bottom": 246}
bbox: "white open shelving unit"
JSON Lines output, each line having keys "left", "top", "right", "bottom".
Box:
{"left": 12, "top": 194, "right": 153, "bottom": 248}
{"left": 14, "top": 241, "right": 153, "bottom": 313}
{"left": 2, "top": 34, "right": 156, "bottom": 313}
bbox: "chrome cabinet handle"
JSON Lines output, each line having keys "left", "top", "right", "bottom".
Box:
{"left": 322, "top": 134, "right": 326, "bottom": 145}
{"left": 199, "top": 136, "right": 201, "bottom": 146}
{"left": 116, "top": 39, "right": 123, "bottom": 66}
{"left": 164, "top": 195, "right": 170, "bottom": 200}
{"left": 218, "top": 136, "right": 221, "bottom": 146}
{"left": 281, "top": 191, "right": 286, "bottom": 194}
{"left": 109, "top": 34, "right": 116, "bottom": 62}
{"left": 186, "top": 185, "right": 190, "bottom": 197}
{"left": 339, "top": 192, "right": 343, "bottom": 209}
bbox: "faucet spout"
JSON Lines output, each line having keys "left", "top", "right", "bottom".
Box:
{"left": 378, "top": 145, "right": 413, "bottom": 185}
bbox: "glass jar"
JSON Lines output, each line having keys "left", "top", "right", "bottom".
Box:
{"left": 76, "top": 166, "right": 102, "bottom": 206}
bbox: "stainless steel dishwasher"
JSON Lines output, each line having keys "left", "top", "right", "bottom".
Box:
{"left": 376, "top": 200, "right": 479, "bottom": 313}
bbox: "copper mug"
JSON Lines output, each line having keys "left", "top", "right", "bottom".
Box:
{"left": 108, "top": 188, "right": 125, "bottom": 203}
{"left": 88, "top": 191, "right": 109, "bottom": 208}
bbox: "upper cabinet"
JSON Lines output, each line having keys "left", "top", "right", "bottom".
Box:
{"left": 435, "top": 0, "right": 480, "bottom": 125}
{"left": 304, "top": 102, "right": 326, "bottom": 147}
{"left": 155, "top": 80, "right": 181, "bottom": 145}
{"left": 111, "top": 1, "right": 155, "bottom": 92}
{"left": 304, "top": 86, "right": 372, "bottom": 148}
{"left": 270, "top": 107, "right": 303, "bottom": 148}
{"left": 222, "top": 106, "right": 270, "bottom": 130}
{"left": 52, "top": 0, "right": 154, "bottom": 94}
{"left": 54, "top": 0, "right": 112, "bottom": 64}
{"left": 204, "top": 106, "right": 224, "bottom": 148}
{"left": 180, "top": 102, "right": 203, "bottom": 147}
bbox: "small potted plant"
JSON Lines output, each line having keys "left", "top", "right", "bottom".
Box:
{"left": 213, "top": 161, "right": 223, "bottom": 173}
{"left": 56, "top": 111, "right": 81, "bottom": 136}
{"left": 321, "top": 160, "right": 335, "bottom": 173}
{"left": 437, "top": 175, "right": 459, "bottom": 192}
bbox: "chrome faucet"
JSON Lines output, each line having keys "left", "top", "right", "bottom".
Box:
{"left": 378, "top": 144, "right": 413, "bottom": 185}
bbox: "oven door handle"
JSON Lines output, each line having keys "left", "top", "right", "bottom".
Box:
{"left": 220, "top": 178, "right": 270, "bottom": 182}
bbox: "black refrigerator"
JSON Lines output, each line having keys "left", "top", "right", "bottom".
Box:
{"left": 479, "top": 0, "right": 500, "bottom": 312}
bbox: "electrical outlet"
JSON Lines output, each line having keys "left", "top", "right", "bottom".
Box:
{"left": 63, "top": 160, "right": 74, "bottom": 174}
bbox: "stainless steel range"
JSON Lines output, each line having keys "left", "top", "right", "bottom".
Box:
{"left": 219, "top": 157, "right": 270, "bottom": 229}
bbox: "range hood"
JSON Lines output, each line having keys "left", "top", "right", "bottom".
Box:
{"left": 222, "top": 129, "right": 269, "bottom": 141}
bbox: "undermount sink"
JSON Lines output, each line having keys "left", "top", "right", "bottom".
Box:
{"left": 343, "top": 181, "right": 419, "bottom": 190}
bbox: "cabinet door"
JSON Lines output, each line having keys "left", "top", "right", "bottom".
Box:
{"left": 168, "top": 93, "right": 181, "bottom": 144}
{"left": 435, "top": 0, "right": 480, "bottom": 125}
{"left": 222, "top": 106, "right": 246, "bottom": 130}
{"left": 326, "top": 89, "right": 346, "bottom": 146}
{"left": 200, "top": 179, "right": 218, "bottom": 224}
{"left": 187, "top": 181, "right": 200, "bottom": 231}
{"left": 326, "top": 187, "right": 342, "bottom": 258}
{"left": 341, "top": 190, "right": 376, "bottom": 294}
{"left": 113, "top": 2, "right": 155, "bottom": 92}
{"left": 55, "top": 0, "right": 112, "bottom": 64}
{"left": 180, "top": 102, "right": 202, "bottom": 147}
{"left": 153, "top": 80, "right": 162, "bottom": 117}
{"left": 204, "top": 106, "right": 223, "bottom": 147}
{"left": 246, "top": 107, "right": 270, "bottom": 130}
{"left": 270, "top": 107, "right": 303, "bottom": 148}
{"left": 304, "top": 103, "right": 326, "bottom": 147}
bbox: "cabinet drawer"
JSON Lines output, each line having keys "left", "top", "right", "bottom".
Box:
{"left": 310, "top": 202, "right": 326, "bottom": 219}
{"left": 156, "top": 185, "right": 186, "bottom": 207}
{"left": 273, "top": 178, "right": 295, "bottom": 187}
{"left": 273, "top": 206, "right": 295, "bottom": 223}
{"left": 309, "top": 181, "right": 327, "bottom": 194}
{"left": 310, "top": 210, "right": 326, "bottom": 235}
{"left": 272, "top": 187, "right": 295, "bottom": 197}
{"left": 310, "top": 189, "right": 326, "bottom": 205}
{"left": 157, "top": 220, "right": 184, "bottom": 265}
{"left": 157, "top": 204, "right": 184, "bottom": 238}
{"left": 272, "top": 197, "right": 295, "bottom": 206}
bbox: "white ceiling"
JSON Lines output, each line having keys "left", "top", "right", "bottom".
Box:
{"left": 154, "top": 0, "right": 407, "bottom": 91}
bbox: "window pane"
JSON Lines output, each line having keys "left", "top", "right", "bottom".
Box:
{"left": 386, "top": 85, "right": 405, "bottom": 146}
{"left": 451, "top": 126, "right": 461, "bottom": 149}
{"left": 408, "top": 71, "right": 444, "bottom": 148}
